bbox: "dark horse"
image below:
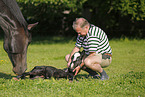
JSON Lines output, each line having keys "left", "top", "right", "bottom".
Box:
{"left": 0, "top": 0, "right": 38, "bottom": 75}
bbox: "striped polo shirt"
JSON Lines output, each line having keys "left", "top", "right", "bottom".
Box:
{"left": 75, "top": 24, "right": 112, "bottom": 55}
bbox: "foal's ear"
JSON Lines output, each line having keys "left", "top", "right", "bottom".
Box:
{"left": 27, "top": 22, "right": 38, "bottom": 30}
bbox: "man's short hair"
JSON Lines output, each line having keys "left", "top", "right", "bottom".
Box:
{"left": 72, "top": 18, "right": 89, "bottom": 30}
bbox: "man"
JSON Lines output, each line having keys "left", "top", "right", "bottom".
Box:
{"left": 66, "top": 18, "right": 112, "bottom": 80}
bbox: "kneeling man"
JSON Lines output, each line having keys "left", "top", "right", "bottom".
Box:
{"left": 65, "top": 18, "right": 112, "bottom": 80}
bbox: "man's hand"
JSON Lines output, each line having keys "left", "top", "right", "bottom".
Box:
{"left": 73, "top": 66, "right": 81, "bottom": 76}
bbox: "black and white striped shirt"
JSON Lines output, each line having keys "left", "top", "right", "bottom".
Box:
{"left": 75, "top": 24, "right": 112, "bottom": 55}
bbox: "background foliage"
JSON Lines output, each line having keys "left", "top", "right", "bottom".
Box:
{"left": 0, "top": 0, "right": 145, "bottom": 38}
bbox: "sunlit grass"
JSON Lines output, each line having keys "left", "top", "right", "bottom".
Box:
{"left": 0, "top": 37, "right": 145, "bottom": 97}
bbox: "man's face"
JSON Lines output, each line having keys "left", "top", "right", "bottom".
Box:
{"left": 75, "top": 26, "right": 88, "bottom": 36}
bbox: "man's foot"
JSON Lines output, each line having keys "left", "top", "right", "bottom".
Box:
{"left": 100, "top": 74, "right": 109, "bottom": 80}
{"left": 100, "top": 70, "right": 109, "bottom": 80}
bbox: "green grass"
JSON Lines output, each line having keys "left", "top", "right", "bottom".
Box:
{"left": 0, "top": 37, "right": 145, "bottom": 97}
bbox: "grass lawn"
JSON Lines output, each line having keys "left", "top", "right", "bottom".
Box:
{"left": 0, "top": 37, "right": 145, "bottom": 97}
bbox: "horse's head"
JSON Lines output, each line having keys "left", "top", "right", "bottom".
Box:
{"left": 0, "top": 0, "right": 38, "bottom": 75}
{"left": 3, "top": 23, "right": 38, "bottom": 75}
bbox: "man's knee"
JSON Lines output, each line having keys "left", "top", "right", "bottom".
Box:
{"left": 84, "top": 58, "right": 93, "bottom": 67}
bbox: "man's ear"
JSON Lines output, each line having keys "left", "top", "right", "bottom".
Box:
{"left": 27, "top": 22, "right": 38, "bottom": 30}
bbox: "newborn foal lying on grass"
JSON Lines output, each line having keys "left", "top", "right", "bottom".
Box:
{"left": 14, "top": 66, "right": 74, "bottom": 80}
{"left": 13, "top": 50, "right": 85, "bottom": 81}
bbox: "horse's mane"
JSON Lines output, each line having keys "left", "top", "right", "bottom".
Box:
{"left": 2, "top": 0, "right": 28, "bottom": 30}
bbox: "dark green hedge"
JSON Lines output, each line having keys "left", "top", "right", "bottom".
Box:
{"left": 0, "top": 0, "right": 145, "bottom": 38}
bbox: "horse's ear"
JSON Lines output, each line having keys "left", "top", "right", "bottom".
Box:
{"left": 27, "top": 22, "right": 38, "bottom": 30}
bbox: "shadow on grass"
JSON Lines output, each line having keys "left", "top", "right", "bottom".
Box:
{"left": 76, "top": 74, "right": 88, "bottom": 79}
{"left": 0, "top": 72, "right": 14, "bottom": 79}
{"left": 77, "top": 71, "right": 145, "bottom": 80}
